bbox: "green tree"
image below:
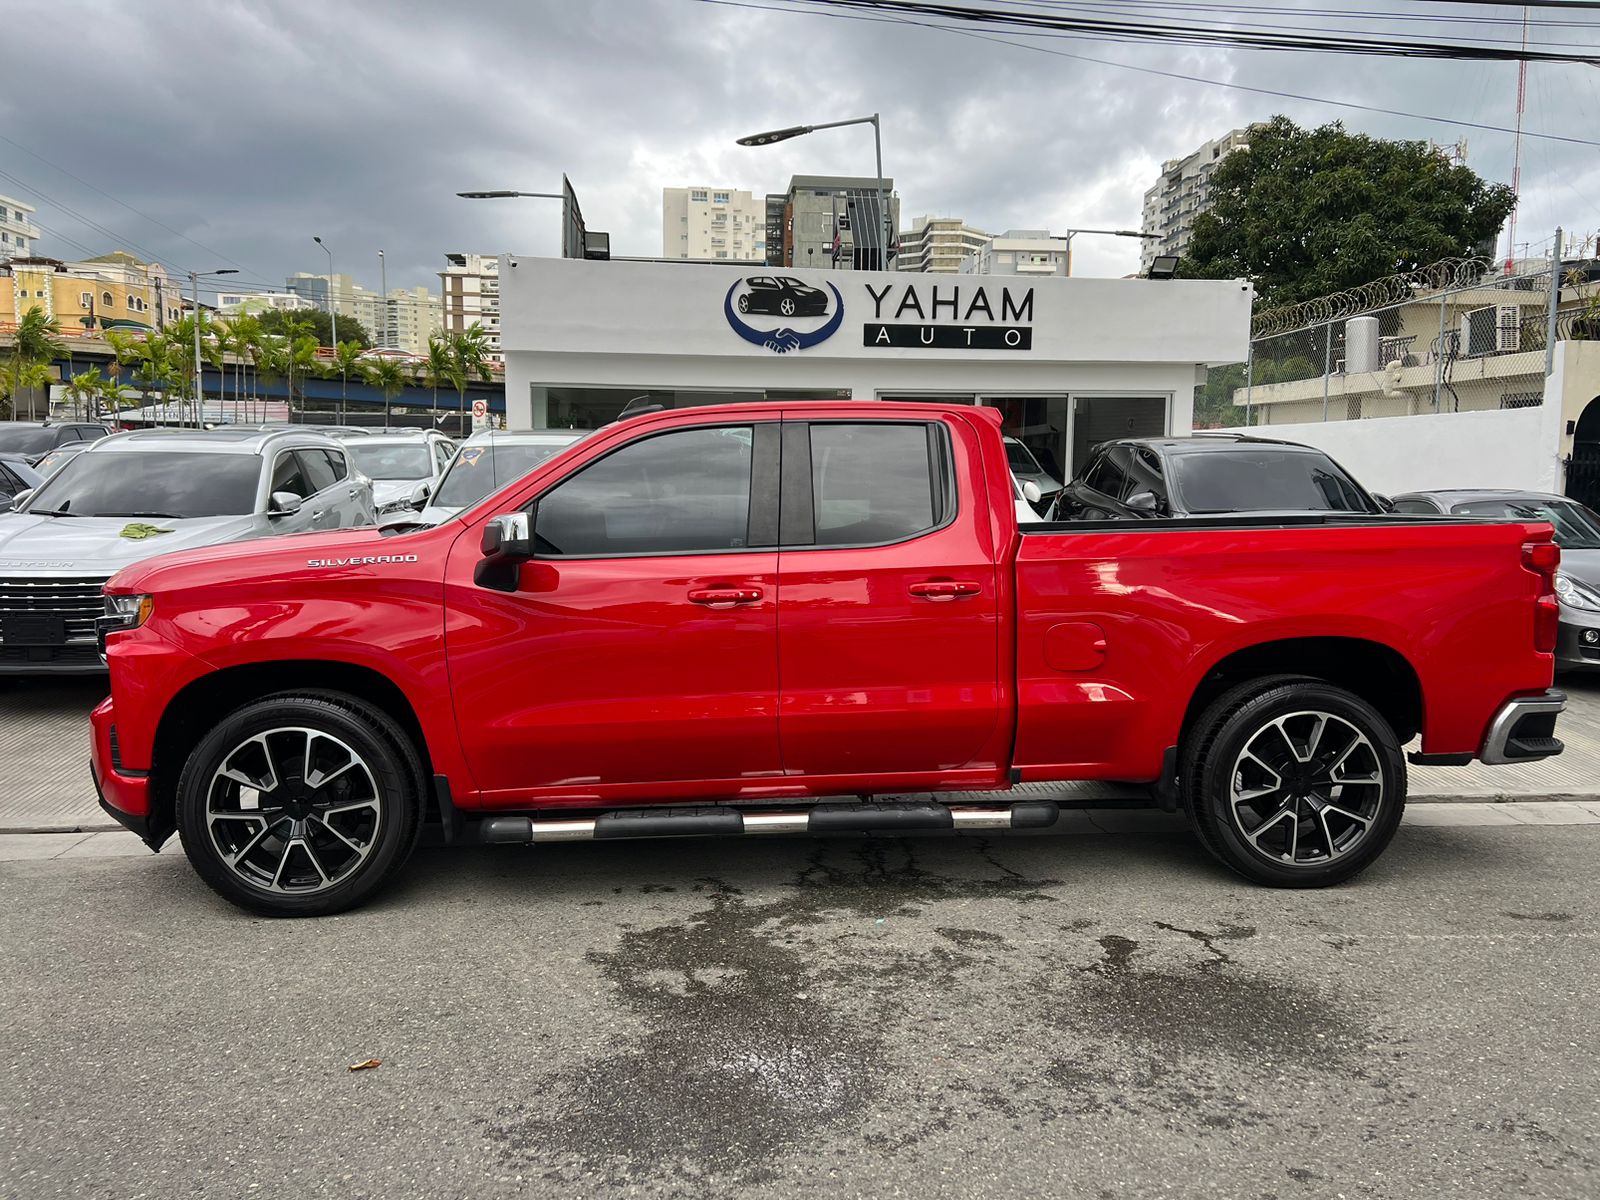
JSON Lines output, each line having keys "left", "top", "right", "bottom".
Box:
{"left": 64, "top": 367, "right": 124, "bottom": 421}
{"left": 224, "top": 314, "right": 263, "bottom": 419}
{"left": 1180, "top": 116, "right": 1517, "bottom": 307}
{"left": 447, "top": 323, "right": 494, "bottom": 416}
{"left": 363, "top": 357, "right": 408, "bottom": 430}
{"left": 3, "top": 306, "right": 62, "bottom": 418}
{"left": 419, "top": 335, "right": 456, "bottom": 415}
{"left": 254, "top": 307, "right": 370, "bottom": 349}
{"left": 331, "top": 340, "right": 364, "bottom": 423}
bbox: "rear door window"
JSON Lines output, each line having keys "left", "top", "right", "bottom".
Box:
{"left": 297, "top": 449, "right": 340, "bottom": 495}
{"left": 270, "top": 451, "right": 312, "bottom": 499}
{"left": 808, "top": 423, "right": 940, "bottom": 546}
{"left": 1393, "top": 498, "right": 1440, "bottom": 514}
{"left": 1081, "top": 449, "right": 1129, "bottom": 500}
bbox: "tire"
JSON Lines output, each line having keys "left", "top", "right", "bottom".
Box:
{"left": 780, "top": 298, "right": 796, "bottom": 316}
{"left": 737, "top": 294, "right": 751, "bottom": 313}
{"left": 1180, "top": 676, "right": 1406, "bottom": 888}
{"left": 176, "top": 691, "right": 424, "bottom": 916}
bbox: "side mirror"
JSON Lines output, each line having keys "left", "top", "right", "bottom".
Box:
{"left": 11, "top": 488, "right": 33, "bottom": 511}
{"left": 1020, "top": 480, "right": 1043, "bottom": 505}
{"left": 475, "top": 509, "right": 536, "bottom": 592}
{"left": 409, "top": 481, "right": 432, "bottom": 509}
{"left": 268, "top": 491, "right": 303, "bottom": 517}
{"left": 1372, "top": 493, "right": 1397, "bottom": 513}
{"left": 1126, "top": 491, "right": 1161, "bottom": 515}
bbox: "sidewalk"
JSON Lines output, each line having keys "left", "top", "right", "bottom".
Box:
{"left": 4, "top": 675, "right": 1597, "bottom": 834}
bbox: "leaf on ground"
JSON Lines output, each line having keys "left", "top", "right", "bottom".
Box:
{"left": 347, "top": 1058, "right": 382, "bottom": 1072}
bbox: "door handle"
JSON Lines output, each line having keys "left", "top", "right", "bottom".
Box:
{"left": 908, "top": 580, "right": 981, "bottom": 600}
{"left": 688, "top": 587, "right": 763, "bottom": 606}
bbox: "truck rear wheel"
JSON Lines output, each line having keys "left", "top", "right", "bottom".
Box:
{"left": 176, "top": 692, "right": 423, "bottom": 917}
{"left": 1181, "top": 677, "right": 1406, "bottom": 888}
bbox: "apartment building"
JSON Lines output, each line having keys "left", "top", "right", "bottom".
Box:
{"left": 1139, "top": 127, "right": 1252, "bottom": 273}
{"left": 440, "top": 253, "right": 502, "bottom": 362}
{"left": 959, "top": 230, "right": 1071, "bottom": 277}
{"left": 769, "top": 175, "right": 901, "bottom": 271}
{"left": 285, "top": 272, "right": 442, "bottom": 353}
{"left": 1, "top": 251, "right": 180, "bottom": 332}
{"left": 896, "top": 216, "right": 990, "bottom": 274}
{"left": 662, "top": 186, "right": 766, "bottom": 261}
{"left": 0, "top": 195, "right": 40, "bottom": 259}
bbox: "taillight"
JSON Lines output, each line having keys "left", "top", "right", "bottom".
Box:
{"left": 1523, "top": 539, "right": 1561, "bottom": 654}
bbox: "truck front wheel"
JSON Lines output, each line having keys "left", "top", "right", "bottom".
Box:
{"left": 176, "top": 692, "right": 424, "bottom": 917}
{"left": 1181, "top": 677, "right": 1406, "bottom": 888}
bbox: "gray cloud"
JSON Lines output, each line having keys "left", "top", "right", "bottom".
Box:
{"left": 3, "top": 0, "right": 1595, "bottom": 298}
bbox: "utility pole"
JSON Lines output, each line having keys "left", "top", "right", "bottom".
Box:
{"left": 189, "top": 268, "right": 237, "bottom": 427}
{"left": 379, "top": 249, "right": 388, "bottom": 349}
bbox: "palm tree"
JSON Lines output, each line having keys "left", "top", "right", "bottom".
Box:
{"left": 3, "top": 306, "right": 62, "bottom": 419}
{"left": 104, "top": 330, "right": 144, "bottom": 406}
{"left": 448, "top": 323, "right": 495, "bottom": 423}
{"left": 63, "top": 367, "right": 117, "bottom": 422}
{"left": 420, "top": 336, "right": 455, "bottom": 419}
{"left": 227, "top": 314, "right": 262, "bottom": 420}
{"left": 136, "top": 334, "right": 180, "bottom": 423}
{"left": 332, "top": 340, "right": 364, "bottom": 425}
{"left": 254, "top": 337, "right": 288, "bottom": 419}
{"left": 364, "top": 357, "right": 408, "bottom": 429}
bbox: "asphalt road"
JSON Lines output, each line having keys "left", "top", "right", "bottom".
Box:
{"left": 4, "top": 821, "right": 1599, "bottom": 1199}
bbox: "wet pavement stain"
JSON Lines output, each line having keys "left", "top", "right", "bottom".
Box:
{"left": 1502, "top": 910, "right": 1574, "bottom": 922}
{"left": 485, "top": 841, "right": 1065, "bottom": 1192}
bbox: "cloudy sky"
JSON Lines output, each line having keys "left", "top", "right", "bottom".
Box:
{"left": 4, "top": 0, "right": 1597, "bottom": 304}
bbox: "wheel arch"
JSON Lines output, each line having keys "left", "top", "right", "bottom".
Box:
{"left": 147, "top": 660, "right": 432, "bottom": 848}
{"left": 1180, "top": 636, "right": 1423, "bottom": 749}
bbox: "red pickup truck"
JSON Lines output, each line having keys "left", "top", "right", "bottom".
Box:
{"left": 91, "top": 403, "right": 1566, "bottom": 916}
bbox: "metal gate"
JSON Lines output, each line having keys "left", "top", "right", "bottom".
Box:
{"left": 1568, "top": 442, "right": 1600, "bottom": 511}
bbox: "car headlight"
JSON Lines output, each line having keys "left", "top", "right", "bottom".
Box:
{"left": 378, "top": 498, "right": 417, "bottom": 515}
{"left": 1553, "top": 573, "right": 1600, "bottom": 613}
{"left": 97, "top": 594, "right": 153, "bottom": 660}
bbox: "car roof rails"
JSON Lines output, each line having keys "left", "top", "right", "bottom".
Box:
{"left": 617, "top": 396, "right": 667, "bottom": 420}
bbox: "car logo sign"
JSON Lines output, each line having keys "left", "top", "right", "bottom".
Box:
{"left": 724, "top": 276, "right": 844, "bottom": 354}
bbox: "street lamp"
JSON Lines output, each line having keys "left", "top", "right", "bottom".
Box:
{"left": 313, "top": 236, "right": 335, "bottom": 345}
{"left": 738, "top": 114, "right": 889, "bottom": 270}
{"left": 1059, "top": 228, "right": 1159, "bottom": 277}
{"left": 378, "top": 249, "right": 388, "bottom": 349}
{"left": 188, "top": 268, "right": 237, "bottom": 427}
{"left": 456, "top": 190, "right": 563, "bottom": 200}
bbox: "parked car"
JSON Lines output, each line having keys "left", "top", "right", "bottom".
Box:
{"left": 0, "top": 453, "right": 44, "bottom": 511}
{"left": 0, "top": 428, "right": 376, "bottom": 673}
{"left": 333, "top": 429, "right": 456, "bottom": 516}
{"left": 1393, "top": 489, "right": 1600, "bottom": 671}
{"left": 1053, "top": 434, "right": 1383, "bottom": 520}
{"left": 0, "top": 420, "right": 109, "bottom": 465}
{"left": 736, "top": 276, "right": 829, "bottom": 318}
{"left": 1004, "top": 437, "right": 1063, "bottom": 509}
{"left": 405, "top": 429, "right": 587, "bottom": 526}
{"left": 1012, "top": 473, "right": 1044, "bottom": 524}
{"left": 32, "top": 443, "right": 90, "bottom": 480}
{"left": 93, "top": 402, "right": 1564, "bottom": 916}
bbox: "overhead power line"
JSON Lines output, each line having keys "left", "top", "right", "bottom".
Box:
{"left": 797, "top": 0, "right": 1600, "bottom": 62}
{"left": 703, "top": 0, "right": 1600, "bottom": 147}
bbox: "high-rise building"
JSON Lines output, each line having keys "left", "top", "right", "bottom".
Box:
{"left": 896, "top": 216, "right": 990, "bottom": 274}
{"left": 285, "top": 272, "right": 441, "bottom": 353}
{"left": 0, "top": 195, "right": 40, "bottom": 258}
{"left": 1139, "top": 127, "right": 1252, "bottom": 273}
{"left": 769, "top": 175, "right": 900, "bottom": 271}
{"left": 439, "top": 253, "right": 501, "bottom": 362}
{"left": 662, "top": 187, "right": 766, "bottom": 261}
{"left": 959, "top": 230, "right": 1071, "bottom": 277}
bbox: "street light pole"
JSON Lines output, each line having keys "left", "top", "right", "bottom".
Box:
{"left": 314, "top": 236, "right": 335, "bottom": 345}
{"left": 737, "top": 114, "right": 890, "bottom": 270}
{"left": 1059, "top": 228, "right": 1159, "bottom": 277}
{"left": 188, "top": 268, "right": 237, "bottom": 427}
{"left": 378, "top": 249, "right": 388, "bottom": 349}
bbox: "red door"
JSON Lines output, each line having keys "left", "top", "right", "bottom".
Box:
{"left": 775, "top": 416, "right": 1006, "bottom": 786}
{"left": 445, "top": 422, "right": 783, "bottom": 806}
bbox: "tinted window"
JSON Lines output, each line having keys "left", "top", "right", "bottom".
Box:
{"left": 1393, "top": 498, "right": 1440, "bottom": 515}
{"left": 1171, "top": 450, "right": 1374, "bottom": 514}
{"left": 1451, "top": 498, "right": 1600, "bottom": 549}
{"left": 536, "top": 426, "right": 752, "bottom": 556}
{"left": 324, "top": 449, "right": 348, "bottom": 481}
{"left": 297, "top": 449, "right": 339, "bottom": 494}
{"left": 810, "top": 423, "right": 937, "bottom": 546}
{"left": 1128, "top": 446, "right": 1168, "bottom": 509}
{"left": 26, "top": 452, "right": 261, "bottom": 518}
{"left": 1080, "top": 449, "right": 1127, "bottom": 499}
{"left": 1005, "top": 441, "right": 1041, "bottom": 473}
{"left": 74, "top": 426, "right": 108, "bottom": 441}
{"left": 0, "top": 427, "right": 56, "bottom": 454}
{"left": 349, "top": 442, "right": 433, "bottom": 480}
{"left": 0, "top": 464, "right": 21, "bottom": 493}
{"left": 270, "top": 452, "right": 312, "bottom": 499}
{"left": 433, "top": 440, "right": 578, "bottom": 509}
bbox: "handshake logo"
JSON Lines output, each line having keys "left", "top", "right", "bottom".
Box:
{"left": 724, "top": 277, "right": 844, "bottom": 355}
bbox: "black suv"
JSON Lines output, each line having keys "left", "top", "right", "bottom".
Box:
{"left": 1053, "top": 434, "right": 1383, "bottom": 520}
{"left": 0, "top": 420, "right": 110, "bottom": 466}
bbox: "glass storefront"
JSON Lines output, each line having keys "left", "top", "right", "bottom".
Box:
{"left": 536, "top": 386, "right": 852, "bottom": 429}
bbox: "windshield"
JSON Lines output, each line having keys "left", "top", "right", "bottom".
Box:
{"left": 348, "top": 443, "right": 434, "bottom": 480}
{"left": 1451, "top": 498, "right": 1600, "bottom": 549}
{"left": 26, "top": 452, "right": 261, "bottom": 518}
{"left": 0, "top": 427, "right": 56, "bottom": 454}
{"left": 432, "top": 441, "right": 575, "bottom": 508}
{"left": 1172, "top": 449, "right": 1375, "bottom": 514}
{"left": 35, "top": 448, "right": 81, "bottom": 477}
{"left": 1005, "top": 441, "right": 1043, "bottom": 474}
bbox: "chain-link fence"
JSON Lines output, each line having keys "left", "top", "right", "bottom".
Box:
{"left": 1197, "top": 258, "right": 1568, "bottom": 429}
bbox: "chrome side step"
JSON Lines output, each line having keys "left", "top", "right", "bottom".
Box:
{"left": 476, "top": 801, "right": 1058, "bottom": 845}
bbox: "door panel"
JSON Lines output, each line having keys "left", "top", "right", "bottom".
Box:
{"left": 776, "top": 418, "right": 1004, "bottom": 780}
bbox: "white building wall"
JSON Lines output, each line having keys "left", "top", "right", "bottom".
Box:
{"left": 0, "top": 194, "right": 40, "bottom": 257}
{"left": 663, "top": 186, "right": 765, "bottom": 261}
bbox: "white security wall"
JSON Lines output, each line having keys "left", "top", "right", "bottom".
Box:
{"left": 1254, "top": 403, "right": 1563, "bottom": 495}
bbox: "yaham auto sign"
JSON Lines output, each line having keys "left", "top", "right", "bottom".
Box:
{"left": 726, "top": 273, "right": 1034, "bottom": 354}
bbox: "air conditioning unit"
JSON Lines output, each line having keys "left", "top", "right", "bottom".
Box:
{"left": 1460, "top": 304, "right": 1521, "bottom": 356}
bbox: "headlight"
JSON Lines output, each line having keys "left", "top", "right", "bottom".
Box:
{"left": 1553, "top": 573, "right": 1600, "bottom": 613}
{"left": 378, "top": 499, "right": 415, "bottom": 515}
{"left": 98, "top": 594, "right": 153, "bottom": 653}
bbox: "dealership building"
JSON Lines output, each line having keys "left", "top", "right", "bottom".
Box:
{"left": 500, "top": 256, "right": 1251, "bottom": 482}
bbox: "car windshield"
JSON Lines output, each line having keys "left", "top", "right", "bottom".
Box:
{"left": 1005, "top": 441, "right": 1042, "bottom": 473}
{"left": 1171, "top": 449, "right": 1374, "bottom": 514}
{"left": 26, "top": 451, "right": 261, "bottom": 518}
{"left": 0, "top": 427, "right": 57, "bottom": 454}
{"left": 1451, "top": 498, "right": 1600, "bottom": 549}
{"left": 35, "top": 448, "right": 81, "bottom": 477}
{"left": 348, "top": 443, "right": 434, "bottom": 480}
{"left": 432, "top": 441, "right": 574, "bottom": 508}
